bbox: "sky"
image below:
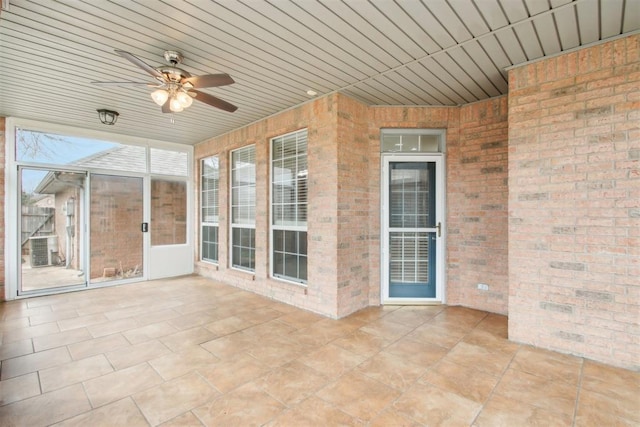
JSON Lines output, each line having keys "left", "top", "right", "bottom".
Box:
{"left": 18, "top": 130, "right": 116, "bottom": 193}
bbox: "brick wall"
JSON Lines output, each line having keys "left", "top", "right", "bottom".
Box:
{"left": 90, "top": 175, "right": 144, "bottom": 279}
{"left": 448, "top": 97, "right": 509, "bottom": 314}
{"left": 0, "top": 117, "right": 5, "bottom": 301}
{"left": 335, "top": 95, "right": 370, "bottom": 317}
{"left": 508, "top": 34, "right": 639, "bottom": 370}
{"left": 195, "top": 94, "right": 340, "bottom": 317}
{"left": 151, "top": 180, "right": 187, "bottom": 246}
{"left": 194, "top": 94, "right": 510, "bottom": 318}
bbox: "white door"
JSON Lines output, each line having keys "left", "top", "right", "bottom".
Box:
{"left": 382, "top": 155, "right": 445, "bottom": 303}
{"left": 147, "top": 177, "right": 193, "bottom": 279}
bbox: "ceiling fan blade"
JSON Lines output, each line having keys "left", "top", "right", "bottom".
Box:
{"left": 161, "top": 101, "right": 171, "bottom": 114}
{"left": 182, "top": 73, "right": 234, "bottom": 88}
{"left": 192, "top": 89, "right": 237, "bottom": 112}
{"left": 91, "top": 81, "right": 157, "bottom": 87}
{"left": 115, "top": 49, "right": 164, "bottom": 80}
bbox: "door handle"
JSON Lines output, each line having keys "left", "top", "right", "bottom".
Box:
{"left": 436, "top": 222, "right": 441, "bottom": 237}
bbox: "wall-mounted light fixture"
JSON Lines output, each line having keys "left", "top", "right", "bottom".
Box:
{"left": 97, "top": 109, "right": 119, "bottom": 125}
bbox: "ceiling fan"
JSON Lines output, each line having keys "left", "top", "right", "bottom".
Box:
{"left": 92, "top": 49, "right": 237, "bottom": 113}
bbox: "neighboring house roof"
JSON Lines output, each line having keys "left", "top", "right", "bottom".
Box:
{"left": 34, "top": 145, "right": 187, "bottom": 195}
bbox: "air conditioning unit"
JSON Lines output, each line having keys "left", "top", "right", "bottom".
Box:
{"left": 29, "top": 235, "right": 59, "bottom": 267}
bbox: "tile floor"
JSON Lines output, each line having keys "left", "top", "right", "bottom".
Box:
{"left": 0, "top": 276, "right": 638, "bottom": 426}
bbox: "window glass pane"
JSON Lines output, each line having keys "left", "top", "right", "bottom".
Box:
{"left": 270, "top": 129, "right": 308, "bottom": 283}
{"left": 16, "top": 129, "right": 147, "bottom": 173}
{"left": 231, "top": 146, "right": 256, "bottom": 272}
{"left": 201, "top": 156, "right": 219, "bottom": 224}
{"left": 202, "top": 225, "right": 218, "bottom": 262}
{"left": 150, "top": 148, "right": 188, "bottom": 176}
{"left": 381, "top": 131, "right": 443, "bottom": 153}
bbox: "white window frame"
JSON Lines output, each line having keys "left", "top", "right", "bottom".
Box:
{"left": 229, "top": 145, "right": 256, "bottom": 272}
{"left": 269, "top": 129, "right": 308, "bottom": 285}
{"left": 200, "top": 156, "right": 220, "bottom": 264}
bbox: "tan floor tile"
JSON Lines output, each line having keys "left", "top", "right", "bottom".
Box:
{"left": 236, "top": 306, "right": 285, "bottom": 324}
{"left": 84, "top": 362, "right": 164, "bottom": 408}
{"left": 369, "top": 408, "right": 422, "bottom": 427}
{"left": 40, "top": 354, "right": 114, "bottom": 393}
{"left": 193, "top": 382, "right": 284, "bottom": 426}
{"left": 277, "top": 310, "right": 325, "bottom": 330}
{"left": 494, "top": 368, "right": 578, "bottom": 416}
{"left": 317, "top": 371, "right": 401, "bottom": 421}
{"left": 0, "top": 316, "right": 31, "bottom": 331}
{"left": 241, "top": 319, "right": 298, "bottom": 340}
{"left": 134, "top": 308, "right": 182, "bottom": 327}
{"left": 405, "top": 323, "right": 467, "bottom": 349}
{"left": 134, "top": 372, "right": 219, "bottom": 426}
{"left": 445, "top": 341, "right": 514, "bottom": 376}
{"left": 474, "top": 393, "right": 573, "bottom": 426}
{"left": 53, "top": 397, "right": 149, "bottom": 427}
{"left": 168, "top": 311, "right": 218, "bottom": 331}
{"left": 245, "top": 335, "right": 309, "bottom": 367}
{"left": 0, "top": 373, "right": 41, "bottom": 406}
{"left": 204, "top": 315, "right": 253, "bottom": 337}
{"left": 0, "top": 338, "right": 33, "bottom": 361}
{"left": 0, "top": 384, "right": 91, "bottom": 426}
{"left": 123, "top": 321, "right": 180, "bottom": 345}
{"left": 345, "top": 306, "right": 398, "bottom": 323}
{"left": 149, "top": 346, "right": 219, "bottom": 380}
{"left": 67, "top": 333, "right": 131, "bottom": 360}
{"left": 393, "top": 381, "right": 482, "bottom": 426}
{"left": 462, "top": 328, "right": 520, "bottom": 355}
{"left": 357, "top": 351, "right": 425, "bottom": 391}
{"left": 32, "top": 327, "right": 92, "bottom": 352}
{"left": 87, "top": 317, "right": 141, "bottom": 338}
{"left": 58, "top": 313, "right": 109, "bottom": 331}
{"left": 332, "top": 329, "right": 391, "bottom": 357}
{"left": 511, "top": 345, "right": 583, "bottom": 385}
{"left": 106, "top": 339, "right": 171, "bottom": 370}
{"left": 160, "top": 327, "right": 216, "bottom": 353}
{"left": 28, "top": 309, "right": 78, "bottom": 327}
{"left": 298, "top": 343, "right": 366, "bottom": 379}
{"left": 577, "top": 387, "right": 640, "bottom": 423}
{"left": 2, "top": 304, "right": 51, "bottom": 321}
{"left": 582, "top": 359, "right": 640, "bottom": 392}
{"left": 159, "top": 411, "right": 204, "bottom": 426}
{"left": 358, "top": 317, "right": 415, "bottom": 341}
{"left": 200, "top": 331, "right": 257, "bottom": 359}
{"left": 380, "top": 305, "right": 443, "bottom": 328}
{"left": 255, "top": 361, "right": 329, "bottom": 405}
{"left": 197, "top": 352, "right": 270, "bottom": 393}
{"left": 575, "top": 403, "right": 638, "bottom": 427}
{"left": 431, "top": 306, "right": 488, "bottom": 330}
{"left": 1, "top": 346, "right": 71, "bottom": 380}
{"left": 1, "top": 322, "right": 60, "bottom": 344}
{"left": 421, "top": 359, "right": 499, "bottom": 403}
{"left": 265, "top": 396, "right": 364, "bottom": 427}
{"left": 384, "top": 337, "right": 449, "bottom": 368}
{"left": 474, "top": 313, "right": 509, "bottom": 338}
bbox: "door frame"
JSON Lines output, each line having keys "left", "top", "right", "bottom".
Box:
{"left": 381, "top": 153, "right": 446, "bottom": 304}
{"left": 4, "top": 117, "right": 193, "bottom": 300}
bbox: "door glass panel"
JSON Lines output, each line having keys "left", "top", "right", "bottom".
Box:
{"left": 20, "top": 168, "right": 87, "bottom": 293}
{"left": 387, "top": 161, "right": 437, "bottom": 298}
{"left": 151, "top": 179, "right": 187, "bottom": 245}
{"left": 90, "top": 174, "right": 143, "bottom": 283}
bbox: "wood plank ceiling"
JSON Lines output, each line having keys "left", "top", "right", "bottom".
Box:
{"left": 1, "top": 0, "right": 638, "bottom": 145}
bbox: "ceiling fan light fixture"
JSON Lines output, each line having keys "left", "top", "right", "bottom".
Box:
{"left": 176, "top": 91, "right": 193, "bottom": 108}
{"left": 97, "top": 109, "right": 119, "bottom": 125}
{"left": 169, "top": 97, "right": 184, "bottom": 112}
{"left": 151, "top": 89, "right": 169, "bottom": 106}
